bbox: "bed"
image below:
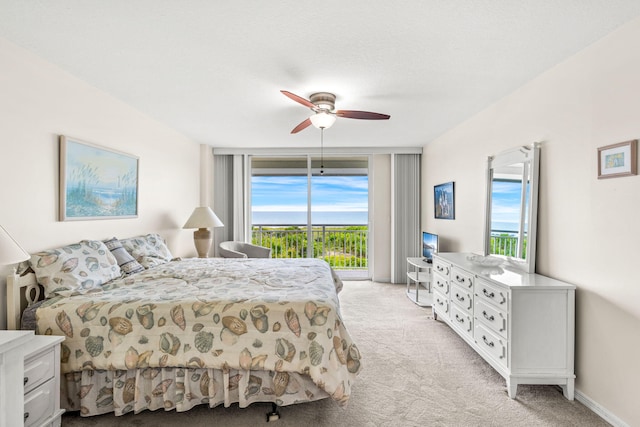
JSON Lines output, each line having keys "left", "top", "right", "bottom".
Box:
{"left": 6, "top": 234, "right": 361, "bottom": 417}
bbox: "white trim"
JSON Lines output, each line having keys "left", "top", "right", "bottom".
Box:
{"left": 366, "top": 153, "right": 374, "bottom": 280}
{"left": 213, "top": 146, "right": 422, "bottom": 155}
{"left": 575, "top": 390, "right": 630, "bottom": 427}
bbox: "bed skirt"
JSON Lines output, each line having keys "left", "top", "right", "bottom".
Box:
{"left": 62, "top": 367, "right": 330, "bottom": 417}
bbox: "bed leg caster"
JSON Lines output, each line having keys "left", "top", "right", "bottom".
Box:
{"left": 266, "top": 403, "right": 280, "bottom": 422}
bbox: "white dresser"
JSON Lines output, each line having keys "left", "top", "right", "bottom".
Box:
{"left": 432, "top": 252, "right": 576, "bottom": 399}
{"left": 0, "top": 331, "right": 65, "bottom": 427}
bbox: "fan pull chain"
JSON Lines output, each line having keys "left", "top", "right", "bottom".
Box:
{"left": 320, "top": 127, "right": 324, "bottom": 175}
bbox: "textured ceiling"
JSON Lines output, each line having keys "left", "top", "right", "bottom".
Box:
{"left": 1, "top": 1, "right": 640, "bottom": 149}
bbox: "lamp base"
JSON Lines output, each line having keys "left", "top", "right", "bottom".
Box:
{"left": 193, "top": 228, "right": 212, "bottom": 258}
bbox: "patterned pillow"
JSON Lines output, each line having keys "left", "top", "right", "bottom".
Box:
{"left": 29, "top": 240, "right": 121, "bottom": 297}
{"left": 103, "top": 237, "right": 145, "bottom": 275}
{"left": 120, "top": 233, "right": 173, "bottom": 269}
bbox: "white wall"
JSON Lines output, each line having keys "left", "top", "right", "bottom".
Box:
{"left": 0, "top": 38, "right": 201, "bottom": 328}
{"left": 422, "top": 17, "right": 640, "bottom": 427}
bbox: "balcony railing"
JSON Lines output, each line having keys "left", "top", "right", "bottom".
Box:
{"left": 490, "top": 231, "right": 527, "bottom": 258}
{"left": 252, "top": 225, "right": 368, "bottom": 270}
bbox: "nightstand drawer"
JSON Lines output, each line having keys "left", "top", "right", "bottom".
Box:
{"left": 24, "top": 377, "right": 56, "bottom": 427}
{"left": 24, "top": 346, "right": 55, "bottom": 394}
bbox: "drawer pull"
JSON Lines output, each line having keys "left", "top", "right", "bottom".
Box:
{"left": 24, "top": 377, "right": 28, "bottom": 385}
{"left": 482, "top": 335, "right": 495, "bottom": 348}
{"left": 24, "top": 412, "right": 29, "bottom": 421}
{"left": 437, "top": 299, "right": 444, "bottom": 306}
{"left": 455, "top": 314, "right": 465, "bottom": 323}
{"left": 455, "top": 293, "right": 465, "bottom": 302}
{"left": 482, "top": 289, "right": 495, "bottom": 298}
{"left": 455, "top": 275, "right": 465, "bottom": 283}
{"left": 437, "top": 265, "right": 444, "bottom": 272}
{"left": 482, "top": 311, "right": 494, "bottom": 321}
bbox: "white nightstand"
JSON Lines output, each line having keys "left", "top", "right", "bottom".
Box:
{"left": 0, "top": 331, "right": 64, "bottom": 427}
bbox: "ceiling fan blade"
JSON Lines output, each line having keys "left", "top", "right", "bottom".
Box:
{"left": 335, "top": 110, "right": 390, "bottom": 120}
{"left": 291, "top": 118, "right": 312, "bottom": 134}
{"left": 281, "top": 90, "right": 316, "bottom": 109}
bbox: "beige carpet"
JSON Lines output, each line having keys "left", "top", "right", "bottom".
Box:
{"left": 61, "top": 281, "right": 608, "bottom": 427}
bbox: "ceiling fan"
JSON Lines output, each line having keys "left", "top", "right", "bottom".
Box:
{"left": 281, "top": 90, "right": 390, "bottom": 134}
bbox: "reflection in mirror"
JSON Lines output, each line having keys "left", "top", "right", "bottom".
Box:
{"left": 484, "top": 144, "right": 540, "bottom": 273}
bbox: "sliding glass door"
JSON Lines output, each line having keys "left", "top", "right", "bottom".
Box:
{"left": 250, "top": 155, "right": 370, "bottom": 278}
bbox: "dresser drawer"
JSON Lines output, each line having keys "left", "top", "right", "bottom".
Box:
{"left": 24, "top": 377, "right": 56, "bottom": 427}
{"left": 24, "top": 346, "right": 56, "bottom": 394}
{"left": 475, "top": 278, "right": 507, "bottom": 307}
{"left": 433, "top": 273, "right": 450, "bottom": 295}
{"left": 432, "top": 258, "right": 450, "bottom": 277}
{"left": 451, "top": 304, "right": 473, "bottom": 337}
{"left": 450, "top": 282, "right": 473, "bottom": 312}
{"left": 474, "top": 323, "right": 507, "bottom": 367}
{"left": 433, "top": 290, "right": 449, "bottom": 315}
{"left": 451, "top": 266, "right": 474, "bottom": 289}
{"left": 475, "top": 299, "right": 507, "bottom": 338}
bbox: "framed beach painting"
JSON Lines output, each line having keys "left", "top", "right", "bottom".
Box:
{"left": 434, "top": 181, "right": 455, "bottom": 220}
{"left": 597, "top": 139, "right": 637, "bottom": 179}
{"left": 59, "top": 136, "right": 139, "bottom": 221}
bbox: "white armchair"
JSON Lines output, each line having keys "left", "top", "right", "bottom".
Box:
{"left": 219, "top": 241, "right": 272, "bottom": 258}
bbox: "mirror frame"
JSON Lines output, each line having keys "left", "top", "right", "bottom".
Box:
{"left": 483, "top": 143, "right": 540, "bottom": 273}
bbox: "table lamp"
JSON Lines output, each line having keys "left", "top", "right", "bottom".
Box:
{"left": 183, "top": 207, "right": 224, "bottom": 258}
{"left": 0, "top": 224, "right": 30, "bottom": 267}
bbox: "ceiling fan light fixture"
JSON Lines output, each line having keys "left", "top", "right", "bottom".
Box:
{"left": 309, "top": 112, "right": 336, "bottom": 129}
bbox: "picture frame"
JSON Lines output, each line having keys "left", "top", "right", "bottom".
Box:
{"left": 434, "top": 181, "right": 455, "bottom": 220}
{"left": 59, "top": 135, "right": 139, "bottom": 221}
{"left": 597, "top": 139, "right": 637, "bottom": 179}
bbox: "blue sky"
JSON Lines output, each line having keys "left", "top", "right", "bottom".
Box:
{"left": 251, "top": 175, "right": 368, "bottom": 213}
{"left": 491, "top": 180, "right": 527, "bottom": 231}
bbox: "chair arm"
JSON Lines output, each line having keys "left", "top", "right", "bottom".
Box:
{"left": 219, "top": 247, "right": 248, "bottom": 258}
{"left": 243, "top": 245, "right": 272, "bottom": 258}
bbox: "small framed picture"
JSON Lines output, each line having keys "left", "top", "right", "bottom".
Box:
{"left": 434, "top": 182, "right": 455, "bottom": 220}
{"left": 597, "top": 140, "right": 637, "bottom": 179}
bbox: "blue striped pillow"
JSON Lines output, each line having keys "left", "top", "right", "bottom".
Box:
{"left": 103, "top": 237, "right": 145, "bottom": 275}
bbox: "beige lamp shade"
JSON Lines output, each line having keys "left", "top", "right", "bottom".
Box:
{"left": 0, "top": 224, "right": 30, "bottom": 265}
{"left": 183, "top": 207, "right": 224, "bottom": 258}
{"left": 183, "top": 207, "right": 224, "bottom": 229}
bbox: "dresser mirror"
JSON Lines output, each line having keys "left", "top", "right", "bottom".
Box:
{"left": 483, "top": 144, "right": 540, "bottom": 273}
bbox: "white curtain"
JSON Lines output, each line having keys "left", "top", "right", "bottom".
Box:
{"left": 213, "top": 154, "right": 248, "bottom": 255}
{"left": 232, "top": 155, "right": 246, "bottom": 242}
{"left": 391, "top": 154, "right": 421, "bottom": 283}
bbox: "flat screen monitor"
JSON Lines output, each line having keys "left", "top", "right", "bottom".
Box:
{"left": 422, "top": 232, "right": 438, "bottom": 263}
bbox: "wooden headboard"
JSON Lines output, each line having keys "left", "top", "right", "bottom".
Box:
{"left": 6, "top": 270, "right": 42, "bottom": 330}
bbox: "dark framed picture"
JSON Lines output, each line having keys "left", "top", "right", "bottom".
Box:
{"left": 597, "top": 139, "right": 637, "bottom": 179}
{"left": 59, "top": 136, "right": 139, "bottom": 221}
{"left": 434, "top": 181, "right": 455, "bottom": 220}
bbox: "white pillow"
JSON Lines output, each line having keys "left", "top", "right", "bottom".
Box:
{"left": 119, "top": 233, "right": 173, "bottom": 269}
{"left": 30, "top": 240, "right": 121, "bottom": 297}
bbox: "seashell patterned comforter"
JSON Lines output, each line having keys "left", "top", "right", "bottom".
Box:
{"left": 34, "top": 258, "right": 361, "bottom": 416}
